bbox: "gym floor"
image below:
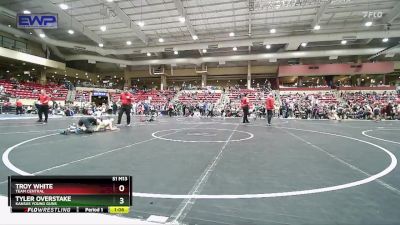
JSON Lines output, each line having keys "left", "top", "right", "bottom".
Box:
{"left": 0, "top": 115, "right": 399, "bottom": 225}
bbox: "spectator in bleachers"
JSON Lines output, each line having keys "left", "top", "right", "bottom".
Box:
{"left": 207, "top": 103, "right": 214, "bottom": 117}
{"left": 112, "top": 101, "right": 118, "bottom": 115}
{"left": 386, "top": 102, "right": 394, "bottom": 120}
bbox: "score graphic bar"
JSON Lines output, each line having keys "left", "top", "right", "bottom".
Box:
{"left": 8, "top": 176, "right": 132, "bottom": 213}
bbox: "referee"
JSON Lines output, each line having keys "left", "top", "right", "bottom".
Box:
{"left": 117, "top": 87, "right": 134, "bottom": 126}
{"left": 265, "top": 93, "right": 275, "bottom": 126}
{"left": 37, "top": 89, "right": 50, "bottom": 123}
{"left": 241, "top": 93, "right": 250, "bottom": 123}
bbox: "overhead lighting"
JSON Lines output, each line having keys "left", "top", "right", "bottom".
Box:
{"left": 365, "top": 21, "right": 372, "bottom": 27}
{"left": 233, "top": 47, "right": 237, "bottom": 51}
{"left": 270, "top": 28, "right": 276, "bottom": 34}
{"left": 158, "top": 37, "right": 164, "bottom": 43}
{"left": 59, "top": 3, "right": 68, "bottom": 10}
{"left": 67, "top": 29, "right": 74, "bottom": 34}
{"left": 23, "top": 10, "right": 31, "bottom": 14}
{"left": 98, "top": 43, "right": 104, "bottom": 47}
{"left": 382, "top": 38, "right": 389, "bottom": 42}
{"left": 301, "top": 42, "right": 307, "bottom": 47}
{"left": 192, "top": 35, "right": 198, "bottom": 40}
{"left": 229, "top": 32, "right": 235, "bottom": 37}
{"left": 100, "top": 25, "right": 107, "bottom": 32}
{"left": 39, "top": 33, "right": 46, "bottom": 38}
{"left": 174, "top": 50, "right": 178, "bottom": 55}
{"left": 8, "top": 24, "right": 11, "bottom": 27}
{"left": 202, "top": 49, "right": 207, "bottom": 53}
{"left": 138, "top": 21, "right": 144, "bottom": 27}
{"left": 106, "top": 0, "right": 114, "bottom": 2}
{"left": 29, "top": 32, "right": 32, "bottom": 35}
{"left": 313, "top": 25, "right": 321, "bottom": 30}
{"left": 179, "top": 17, "right": 186, "bottom": 23}
{"left": 126, "top": 40, "right": 132, "bottom": 45}
{"left": 266, "top": 44, "right": 271, "bottom": 49}
{"left": 6, "top": 70, "right": 9, "bottom": 73}
{"left": 32, "top": 68, "right": 35, "bottom": 71}
{"left": 341, "top": 40, "right": 347, "bottom": 45}
{"left": 147, "top": 52, "right": 151, "bottom": 56}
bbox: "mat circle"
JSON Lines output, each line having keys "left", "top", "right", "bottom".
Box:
{"left": 152, "top": 128, "right": 254, "bottom": 143}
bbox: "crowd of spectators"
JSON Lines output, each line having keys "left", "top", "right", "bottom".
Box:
{"left": 278, "top": 91, "right": 400, "bottom": 120}
{"left": 1, "top": 80, "right": 400, "bottom": 121}
{"left": 0, "top": 79, "right": 68, "bottom": 101}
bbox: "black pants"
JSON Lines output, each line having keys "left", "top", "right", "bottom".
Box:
{"left": 16, "top": 106, "right": 23, "bottom": 115}
{"left": 267, "top": 109, "right": 273, "bottom": 125}
{"left": 207, "top": 110, "right": 213, "bottom": 117}
{"left": 168, "top": 108, "right": 173, "bottom": 117}
{"left": 242, "top": 106, "right": 249, "bottom": 123}
{"left": 118, "top": 105, "right": 132, "bottom": 125}
{"left": 38, "top": 105, "right": 49, "bottom": 122}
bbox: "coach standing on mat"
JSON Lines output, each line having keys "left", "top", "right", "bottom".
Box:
{"left": 241, "top": 93, "right": 250, "bottom": 123}
{"left": 265, "top": 93, "right": 275, "bottom": 126}
{"left": 37, "top": 89, "right": 50, "bottom": 123}
{"left": 117, "top": 87, "right": 134, "bottom": 126}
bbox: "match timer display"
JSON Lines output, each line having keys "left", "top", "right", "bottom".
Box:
{"left": 8, "top": 176, "right": 132, "bottom": 213}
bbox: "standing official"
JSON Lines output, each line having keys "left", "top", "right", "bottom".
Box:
{"left": 117, "top": 87, "right": 134, "bottom": 126}
{"left": 168, "top": 101, "right": 174, "bottom": 117}
{"left": 265, "top": 93, "right": 275, "bottom": 126}
{"left": 16, "top": 98, "right": 23, "bottom": 115}
{"left": 38, "top": 89, "right": 50, "bottom": 123}
{"left": 241, "top": 93, "right": 250, "bottom": 123}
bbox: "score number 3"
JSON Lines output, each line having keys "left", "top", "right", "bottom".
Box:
{"left": 119, "top": 185, "right": 125, "bottom": 205}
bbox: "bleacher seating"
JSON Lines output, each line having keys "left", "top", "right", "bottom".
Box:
{"left": 178, "top": 91, "right": 221, "bottom": 104}
{"left": 226, "top": 89, "right": 266, "bottom": 109}
{"left": 0, "top": 80, "right": 68, "bottom": 101}
{"left": 75, "top": 90, "right": 91, "bottom": 102}
{"left": 341, "top": 92, "right": 400, "bottom": 105}
{"left": 111, "top": 90, "right": 176, "bottom": 104}
{"left": 280, "top": 92, "right": 338, "bottom": 105}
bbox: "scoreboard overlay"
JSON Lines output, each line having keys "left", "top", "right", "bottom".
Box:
{"left": 8, "top": 176, "right": 132, "bottom": 213}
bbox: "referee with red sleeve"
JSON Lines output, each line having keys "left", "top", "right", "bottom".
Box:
{"left": 117, "top": 87, "right": 134, "bottom": 126}
{"left": 37, "top": 89, "right": 50, "bottom": 123}
{"left": 241, "top": 93, "right": 250, "bottom": 123}
{"left": 265, "top": 93, "right": 275, "bottom": 126}
{"left": 16, "top": 98, "right": 23, "bottom": 115}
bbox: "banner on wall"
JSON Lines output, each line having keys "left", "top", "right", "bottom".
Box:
{"left": 17, "top": 13, "right": 58, "bottom": 29}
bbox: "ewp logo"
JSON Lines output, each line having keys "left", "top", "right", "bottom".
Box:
{"left": 17, "top": 13, "right": 58, "bottom": 29}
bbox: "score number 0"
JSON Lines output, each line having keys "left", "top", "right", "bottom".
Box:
{"left": 119, "top": 185, "right": 125, "bottom": 205}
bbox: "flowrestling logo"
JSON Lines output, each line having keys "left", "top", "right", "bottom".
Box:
{"left": 17, "top": 13, "right": 58, "bottom": 29}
